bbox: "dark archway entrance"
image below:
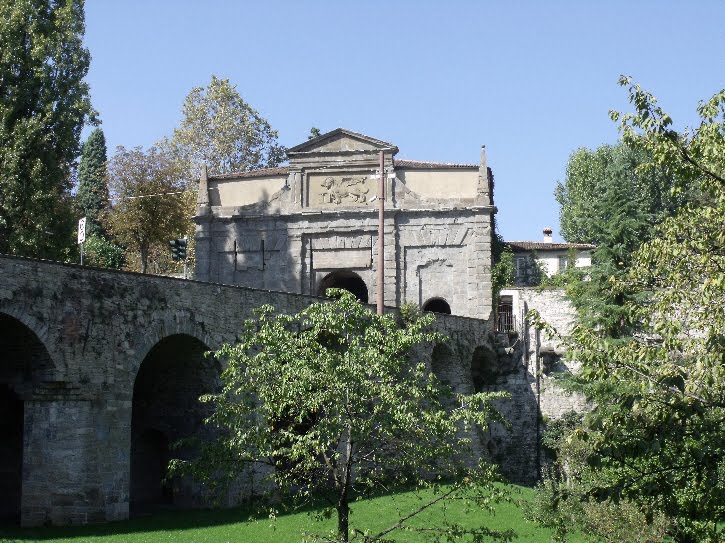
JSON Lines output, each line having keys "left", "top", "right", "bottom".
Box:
{"left": 318, "top": 270, "right": 369, "bottom": 303}
{"left": 0, "top": 313, "right": 53, "bottom": 525}
{"left": 0, "top": 385, "right": 23, "bottom": 524}
{"left": 470, "top": 345, "right": 500, "bottom": 392}
{"left": 423, "top": 298, "right": 451, "bottom": 314}
{"left": 130, "top": 334, "right": 218, "bottom": 514}
{"left": 131, "top": 428, "right": 171, "bottom": 507}
{"left": 431, "top": 343, "right": 453, "bottom": 384}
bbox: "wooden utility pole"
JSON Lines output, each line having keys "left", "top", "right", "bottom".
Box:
{"left": 377, "top": 150, "right": 384, "bottom": 315}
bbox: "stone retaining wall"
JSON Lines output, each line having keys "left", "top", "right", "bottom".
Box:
{"left": 1, "top": 255, "right": 536, "bottom": 527}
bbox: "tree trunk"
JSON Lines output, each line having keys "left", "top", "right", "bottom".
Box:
{"left": 336, "top": 425, "right": 353, "bottom": 542}
{"left": 140, "top": 244, "right": 148, "bottom": 274}
{"left": 337, "top": 499, "right": 349, "bottom": 543}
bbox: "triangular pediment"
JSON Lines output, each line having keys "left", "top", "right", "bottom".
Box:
{"left": 287, "top": 128, "right": 398, "bottom": 155}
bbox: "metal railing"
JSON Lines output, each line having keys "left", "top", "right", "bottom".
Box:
{"left": 496, "top": 309, "right": 516, "bottom": 333}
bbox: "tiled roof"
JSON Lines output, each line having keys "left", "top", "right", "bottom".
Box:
{"left": 506, "top": 241, "right": 596, "bottom": 251}
{"left": 209, "top": 166, "right": 289, "bottom": 180}
{"left": 394, "top": 159, "right": 478, "bottom": 169}
{"left": 208, "top": 159, "right": 479, "bottom": 180}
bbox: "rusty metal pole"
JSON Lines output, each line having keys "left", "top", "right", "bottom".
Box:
{"left": 377, "top": 150, "right": 384, "bottom": 315}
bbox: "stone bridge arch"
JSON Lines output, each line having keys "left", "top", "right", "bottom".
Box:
{"left": 127, "top": 320, "right": 218, "bottom": 389}
{"left": 0, "top": 254, "right": 543, "bottom": 525}
{"left": 0, "top": 308, "right": 58, "bottom": 382}
{"left": 0, "top": 311, "right": 57, "bottom": 525}
{"left": 129, "top": 332, "right": 221, "bottom": 514}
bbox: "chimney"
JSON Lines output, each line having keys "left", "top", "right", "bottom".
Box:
{"left": 543, "top": 227, "right": 553, "bottom": 243}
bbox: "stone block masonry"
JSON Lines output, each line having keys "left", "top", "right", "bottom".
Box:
{"left": 195, "top": 129, "right": 495, "bottom": 320}
{"left": 0, "top": 254, "right": 541, "bottom": 526}
{"left": 493, "top": 287, "right": 590, "bottom": 476}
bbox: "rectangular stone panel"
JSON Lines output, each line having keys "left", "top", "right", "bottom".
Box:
{"left": 313, "top": 248, "right": 371, "bottom": 270}
{"left": 307, "top": 172, "right": 377, "bottom": 208}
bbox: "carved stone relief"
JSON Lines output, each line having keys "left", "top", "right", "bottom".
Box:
{"left": 321, "top": 176, "right": 370, "bottom": 204}
{"left": 307, "top": 173, "right": 376, "bottom": 207}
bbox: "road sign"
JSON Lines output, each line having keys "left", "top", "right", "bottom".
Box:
{"left": 77, "top": 217, "right": 86, "bottom": 244}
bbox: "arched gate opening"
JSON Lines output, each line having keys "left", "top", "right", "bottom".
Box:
{"left": 318, "top": 270, "right": 369, "bottom": 303}
{"left": 471, "top": 345, "right": 500, "bottom": 392}
{"left": 423, "top": 298, "right": 451, "bottom": 314}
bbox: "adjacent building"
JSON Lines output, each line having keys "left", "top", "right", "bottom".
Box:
{"left": 507, "top": 227, "right": 594, "bottom": 287}
{"left": 496, "top": 228, "right": 594, "bottom": 333}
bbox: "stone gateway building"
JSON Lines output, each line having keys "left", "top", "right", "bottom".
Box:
{"left": 194, "top": 128, "right": 496, "bottom": 319}
{"left": 0, "top": 130, "right": 586, "bottom": 528}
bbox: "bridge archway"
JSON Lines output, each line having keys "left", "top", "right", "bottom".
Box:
{"left": 471, "top": 345, "right": 499, "bottom": 392}
{"left": 430, "top": 343, "right": 454, "bottom": 385}
{"left": 318, "top": 270, "right": 369, "bottom": 303}
{"left": 0, "top": 313, "right": 54, "bottom": 525}
{"left": 130, "top": 333, "right": 218, "bottom": 514}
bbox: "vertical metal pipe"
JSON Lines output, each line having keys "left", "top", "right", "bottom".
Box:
{"left": 377, "top": 150, "right": 384, "bottom": 315}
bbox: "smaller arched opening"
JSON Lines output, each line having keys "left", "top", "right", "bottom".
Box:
{"left": 318, "top": 270, "right": 369, "bottom": 303}
{"left": 470, "top": 346, "right": 500, "bottom": 392}
{"left": 430, "top": 344, "right": 453, "bottom": 385}
{"left": 423, "top": 298, "right": 451, "bottom": 315}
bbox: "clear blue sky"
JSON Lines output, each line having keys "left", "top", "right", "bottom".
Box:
{"left": 83, "top": 0, "right": 724, "bottom": 242}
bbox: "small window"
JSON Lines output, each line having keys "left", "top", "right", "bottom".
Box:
{"left": 558, "top": 255, "right": 568, "bottom": 272}
{"left": 515, "top": 256, "right": 527, "bottom": 277}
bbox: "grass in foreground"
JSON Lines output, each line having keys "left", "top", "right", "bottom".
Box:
{"left": 0, "top": 484, "right": 585, "bottom": 543}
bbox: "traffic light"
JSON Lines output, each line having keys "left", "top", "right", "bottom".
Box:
{"left": 169, "top": 238, "right": 188, "bottom": 261}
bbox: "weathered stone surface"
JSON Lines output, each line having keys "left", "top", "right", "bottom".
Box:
{"left": 515, "top": 288, "right": 589, "bottom": 419}
{"left": 1, "top": 255, "right": 542, "bottom": 527}
{"left": 195, "top": 129, "right": 495, "bottom": 319}
{"left": 491, "top": 287, "right": 590, "bottom": 477}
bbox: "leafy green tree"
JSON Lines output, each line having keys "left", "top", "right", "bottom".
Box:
{"left": 529, "top": 81, "right": 724, "bottom": 543}
{"left": 76, "top": 128, "right": 126, "bottom": 269}
{"left": 167, "top": 75, "right": 286, "bottom": 178}
{"left": 554, "top": 142, "right": 687, "bottom": 336}
{"left": 308, "top": 126, "right": 322, "bottom": 140}
{"left": 105, "top": 146, "right": 190, "bottom": 274}
{"left": 539, "top": 410, "right": 582, "bottom": 461}
{"left": 555, "top": 143, "right": 683, "bottom": 247}
{"left": 491, "top": 216, "right": 515, "bottom": 305}
{"left": 0, "top": 0, "right": 95, "bottom": 259}
{"left": 82, "top": 233, "right": 124, "bottom": 269}
{"left": 491, "top": 246, "right": 515, "bottom": 297}
{"left": 173, "top": 292, "right": 512, "bottom": 543}
{"left": 76, "top": 128, "right": 109, "bottom": 236}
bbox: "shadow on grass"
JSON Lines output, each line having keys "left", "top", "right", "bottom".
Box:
{"left": 0, "top": 484, "right": 530, "bottom": 543}
{"left": 0, "top": 503, "right": 278, "bottom": 542}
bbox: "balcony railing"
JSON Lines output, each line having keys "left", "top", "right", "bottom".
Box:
{"left": 496, "top": 310, "right": 516, "bottom": 333}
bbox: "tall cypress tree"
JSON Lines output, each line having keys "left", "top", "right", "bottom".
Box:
{"left": 0, "top": 0, "right": 95, "bottom": 259}
{"left": 77, "top": 128, "right": 109, "bottom": 236}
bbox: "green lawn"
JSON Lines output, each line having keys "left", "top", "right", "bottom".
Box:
{"left": 0, "top": 485, "right": 584, "bottom": 543}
